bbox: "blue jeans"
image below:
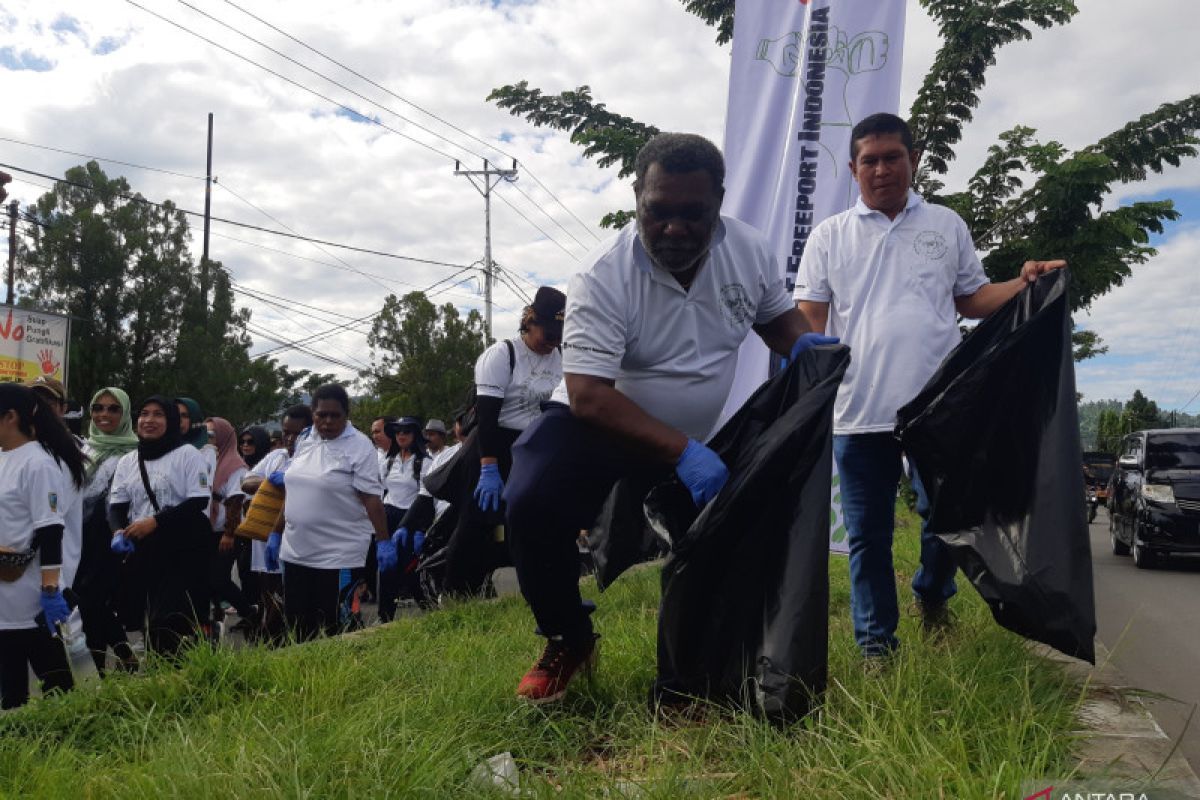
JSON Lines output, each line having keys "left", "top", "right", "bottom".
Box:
{"left": 834, "top": 432, "right": 957, "bottom": 656}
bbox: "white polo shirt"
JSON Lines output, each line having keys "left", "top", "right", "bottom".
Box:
{"left": 794, "top": 191, "right": 988, "bottom": 435}
{"left": 381, "top": 451, "right": 421, "bottom": 510}
{"left": 0, "top": 442, "right": 68, "bottom": 630}
{"left": 475, "top": 338, "right": 563, "bottom": 431}
{"left": 210, "top": 467, "right": 248, "bottom": 533}
{"left": 280, "top": 424, "right": 383, "bottom": 570}
{"left": 109, "top": 445, "right": 212, "bottom": 523}
{"left": 554, "top": 215, "right": 794, "bottom": 441}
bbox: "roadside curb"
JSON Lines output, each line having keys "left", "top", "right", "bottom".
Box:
{"left": 1036, "top": 640, "right": 1200, "bottom": 794}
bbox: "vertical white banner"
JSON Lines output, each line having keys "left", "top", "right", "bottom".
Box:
{"left": 720, "top": 0, "right": 906, "bottom": 553}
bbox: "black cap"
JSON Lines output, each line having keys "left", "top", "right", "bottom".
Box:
{"left": 530, "top": 286, "right": 566, "bottom": 336}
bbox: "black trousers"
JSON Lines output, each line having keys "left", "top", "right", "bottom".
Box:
{"left": 442, "top": 427, "right": 520, "bottom": 596}
{"left": 0, "top": 626, "right": 74, "bottom": 709}
{"left": 209, "top": 531, "right": 253, "bottom": 621}
{"left": 505, "top": 405, "right": 663, "bottom": 648}
{"left": 377, "top": 505, "right": 408, "bottom": 622}
{"left": 282, "top": 560, "right": 341, "bottom": 642}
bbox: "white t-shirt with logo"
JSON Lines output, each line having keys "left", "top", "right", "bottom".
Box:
{"left": 794, "top": 191, "right": 988, "bottom": 434}
{"left": 553, "top": 216, "right": 794, "bottom": 442}
{"left": 211, "top": 467, "right": 248, "bottom": 533}
{"left": 382, "top": 451, "right": 421, "bottom": 511}
{"left": 0, "top": 442, "right": 69, "bottom": 630}
{"left": 57, "top": 460, "right": 83, "bottom": 588}
{"left": 280, "top": 425, "right": 383, "bottom": 570}
{"left": 475, "top": 338, "right": 562, "bottom": 431}
{"left": 248, "top": 449, "right": 290, "bottom": 574}
{"left": 109, "top": 445, "right": 212, "bottom": 523}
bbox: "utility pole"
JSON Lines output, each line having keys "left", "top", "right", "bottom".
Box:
{"left": 201, "top": 112, "right": 214, "bottom": 318}
{"left": 455, "top": 158, "right": 517, "bottom": 339}
{"left": 5, "top": 200, "right": 16, "bottom": 306}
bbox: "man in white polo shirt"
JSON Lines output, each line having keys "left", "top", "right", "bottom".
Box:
{"left": 504, "top": 132, "right": 836, "bottom": 704}
{"left": 794, "top": 112, "right": 1065, "bottom": 663}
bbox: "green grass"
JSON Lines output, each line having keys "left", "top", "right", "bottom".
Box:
{"left": 0, "top": 505, "right": 1086, "bottom": 799}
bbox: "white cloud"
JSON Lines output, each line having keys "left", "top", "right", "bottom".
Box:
{"left": 0, "top": 0, "right": 1197, "bottom": 405}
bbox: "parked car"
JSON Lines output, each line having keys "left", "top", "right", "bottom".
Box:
{"left": 1109, "top": 429, "right": 1200, "bottom": 568}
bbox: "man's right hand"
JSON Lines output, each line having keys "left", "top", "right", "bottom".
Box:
{"left": 675, "top": 439, "right": 729, "bottom": 508}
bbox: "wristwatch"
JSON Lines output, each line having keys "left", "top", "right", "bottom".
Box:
{"left": 41, "top": 584, "right": 60, "bottom": 595}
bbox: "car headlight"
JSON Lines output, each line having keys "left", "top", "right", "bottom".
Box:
{"left": 1142, "top": 484, "right": 1175, "bottom": 504}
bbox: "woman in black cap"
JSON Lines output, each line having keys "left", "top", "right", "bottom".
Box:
{"left": 436, "top": 286, "right": 566, "bottom": 596}
{"left": 377, "top": 416, "right": 426, "bottom": 620}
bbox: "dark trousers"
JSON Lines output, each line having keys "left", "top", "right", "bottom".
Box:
{"left": 505, "top": 405, "right": 660, "bottom": 648}
{"left": 282, "top": 560, "right": 341, "bottom": 642}
{"left": 0, "top": 626, "right": 74, "bottom": 709}
{"left": 209, "top": 532, "right": 253, "bottom": 621}
{"left": 256, "top": 572, "right": 286, "bottom": 645}
{"left": 234, "top": 537, "right": 257, "bottom": 608}
{"left": 377, "top": 505, "right": 407, "bottom": 623}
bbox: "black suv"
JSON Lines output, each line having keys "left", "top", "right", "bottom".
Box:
{"left": 1109, "top": 429, "right": 1200, "bottom": 568}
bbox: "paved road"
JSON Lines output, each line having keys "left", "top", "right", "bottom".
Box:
{"left": 1089, "top": 509, "right": 1200, "bottom": 774}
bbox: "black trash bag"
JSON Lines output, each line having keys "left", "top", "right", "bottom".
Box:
{"left": 585, "top": 473, "right": 671, "bottom": 591}
{"left": 895, "top": 269, "right": 1096, "bottom": 663}
{"left": 646, "top": 345, "right": 849, "bottom": 722}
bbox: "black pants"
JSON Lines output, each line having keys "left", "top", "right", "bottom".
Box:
{"left": 378, "top": 505, "right": 408, "bottom": 622}
{"left": 256, "top": 572, "right": 286, "bottom": 645}
{"left": 234, "top": 537, "right": 257, "bottom": 608}
{"left": 0, "top": 626, "right": 74, "bottom": 709}
{"left": 505, "top": 405, "right": 663, "bottom": 648}
{"left": 282, "top": 560, "right": 341, "bottom": 642}
{"left": 209, "top": 532, "right": 253, "bottom": 621}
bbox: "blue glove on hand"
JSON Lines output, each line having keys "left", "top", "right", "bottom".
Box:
{"left": 412, "top": 531, "right": 425, "bottom": 555}
{"left": 376, "top": 538, "right": 399, "bottom": 573}
{"left": 474, "top": 463, "right": 505, "bottom": 512}
{"left": 268, "top": 470, "right": 286, "bottom": 488}
{"left": 39, "top": 590, "right": 71, "bottom": 635}
{"left": 787, "top": 333, "right": 840, "bottom": 366}
{"left": 675, "top": 438, "right": 729, "bottom": 509}
{"left": 110, "top": 531, "right": 134, "bottom": 555}
{"left": 391, "top": 527, "right": 409, "bottom": 549}
{"left": 265, "top": 532, "right": 282, "bottom": 572}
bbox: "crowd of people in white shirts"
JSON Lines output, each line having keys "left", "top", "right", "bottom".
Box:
{"left": 0, "top": 285, "right": 567, "bottom": 710}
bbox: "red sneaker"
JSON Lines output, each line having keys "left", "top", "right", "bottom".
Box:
{"left": 516, "top": 635, "right": 598, "bottom": 705}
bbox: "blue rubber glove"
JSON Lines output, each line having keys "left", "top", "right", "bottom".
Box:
{"left": 110, "top": 531, "right": 135, "bottom": 555}
{"left": 39, "top": 590, "right": 71, "bottom": 636}
{"left": 391, "top": 527, "right": 409, "bottom": 550}
{"left": 376, "top": 538, "right": 399, "bottom": 573}
{"left": 787, "top": 333, "right": 840, "bottom": 366}
{"left": 265, "top": 532, "right": 282, "bottom": 572}
{"left": 268, "top": 470, "right": 286, "bottom": 488}
{"left": 675, "top": 438, "right": 729, "bottom": 509}
{"left": 412, "top": 531, "right": 426, "bottom": 555}
{"left": 474, "top": 463, "right": 504, "bottom": 512}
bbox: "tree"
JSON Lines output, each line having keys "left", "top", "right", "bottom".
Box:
{"left": 1094, "top": 407, "right": 1125, "bottom": 453}
{"left": 360, "top": 291, "right": 488, "bottom": 429}
{"left": 487, "top": 0, "right": 1199, "bottom": 360}
{"left": 1122, "top": 389, "right": 1163, "bottom": 433}
{"left": 17, "top": 162, "right": 295, "bottom": 425}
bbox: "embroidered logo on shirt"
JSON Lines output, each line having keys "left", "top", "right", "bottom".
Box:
{"left": 719, "top": 283, "right": 755, "bottom": 328}
{"left": 48, "top": 492, "right": 58, "bottom": 512}
{"left": 913, "top": 231, "right": 948, "bottom": 260}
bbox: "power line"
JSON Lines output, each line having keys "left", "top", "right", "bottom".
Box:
{"left": 0, "top": 136, "right": 206, "bottom": 180}
{"left": 174, "top": 0, "right": 482, "bottom": 165}
{"left": 500, "top": 177, "right": 589, "bottom": 251}
{"left": 494, "top": 190, "right": 580, "bottom": 261}
{"left": 138, "top": 0, "right": 591, "bottom": 257}
{"left": 125, "top": 0, "right": 462, "bottom": 166}
{"left": 0, "top": 162, "right": 475, "bottom": 271}
{"left": 219, "top": 0, "right": 602, "bottom": 244}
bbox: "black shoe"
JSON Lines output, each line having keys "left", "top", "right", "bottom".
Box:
{"left": 916, "top": 600, "right": 954, "bottom": 636}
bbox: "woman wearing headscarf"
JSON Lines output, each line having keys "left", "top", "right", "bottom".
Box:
{"left": 377, "top": 416, "right": 427, "bottom": 621}
{"left": 239, "top": 426, "right": 272, "bottom": 470}
{"left": 204, "top": 417, "right": 256, "bottom": 634}
{"left": 0, "top": 384, "right": 85, "bottom": 708}
{"left": 107, "top": 396, "right": 211, "bottom": 657}
{"left": 72, "top": 387, "right": 140, "bottom": 675}
{"left": 177, "top": 396, "right": 216, "bottom": 490}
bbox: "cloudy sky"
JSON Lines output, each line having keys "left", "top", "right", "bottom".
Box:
{"left": 2, "top": 0, "right": 1198, "bottom": 410}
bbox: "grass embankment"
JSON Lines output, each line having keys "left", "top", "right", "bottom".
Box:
{"left": 0, "top": 505, "right": 1085, "bottom": 798}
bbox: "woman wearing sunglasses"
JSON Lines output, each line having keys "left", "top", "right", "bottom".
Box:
{"left": 72, "top": 388, "right": 140, "bottom": 675}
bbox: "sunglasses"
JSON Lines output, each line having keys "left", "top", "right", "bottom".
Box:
{"left": 91, "top": 403, "right": 123, "bottom": 413}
